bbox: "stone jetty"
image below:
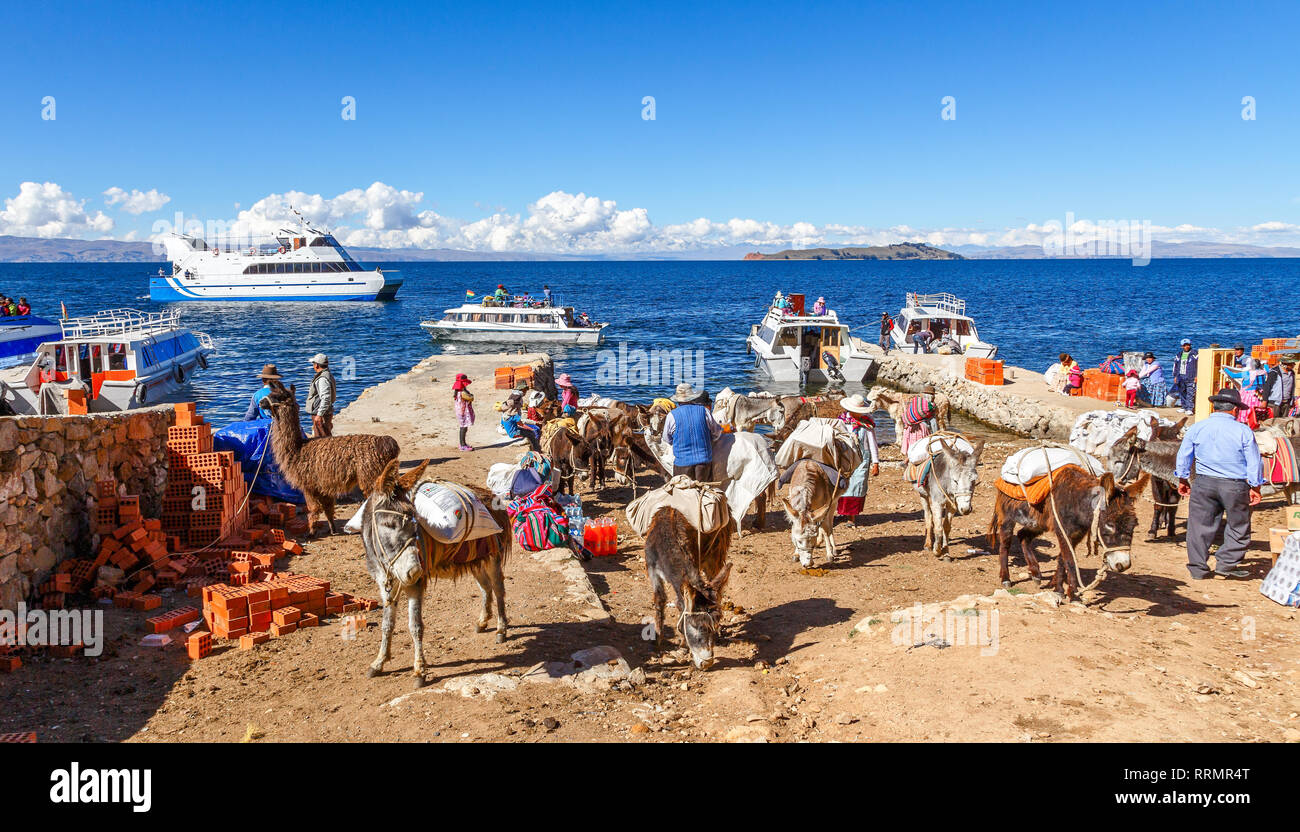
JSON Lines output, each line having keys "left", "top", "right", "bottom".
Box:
{"left": 864, "top": 346, "right": 1180, "bottom": 440}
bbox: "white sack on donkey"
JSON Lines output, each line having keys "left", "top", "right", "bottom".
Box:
{"left": 347, "top": 481, "right": 501, "bottom": 541}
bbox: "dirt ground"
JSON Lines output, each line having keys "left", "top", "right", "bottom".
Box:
{"left": 3, "top": 361, "right": 1297, "bottom": 743}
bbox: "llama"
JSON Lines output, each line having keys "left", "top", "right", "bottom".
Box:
{"left": 264, "top": 380, "right": 400, "bottom": 537}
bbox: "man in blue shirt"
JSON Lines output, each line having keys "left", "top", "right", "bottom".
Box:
{"left": 662, "top": 383, "right": 722, "bottom": 481}
{"left": 1175, "top": 387, "right": 1263, "bottom": 580}
{"left": 243, "top": 363, "right": 281, "bottom": 420}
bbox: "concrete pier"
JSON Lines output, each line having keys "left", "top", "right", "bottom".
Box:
{"left": 864, "top": 346, "right": 1182, "bottom": 440}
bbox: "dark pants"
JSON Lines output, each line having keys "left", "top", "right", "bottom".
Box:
{"left": 673, "top": 462, "right": 712, "bottom": 482}
{"left": 1173, "top": 377, "right": 1197, "bottom": 411}
{"left": 1186, "top": 475, "right": 1252, "bottom": 578}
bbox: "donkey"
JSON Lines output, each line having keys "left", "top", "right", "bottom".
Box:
{"left": 781, "top": 458, "right": 845, "bottom": 567}
{"left": 1107, "top": 418, "right": 1187, "bottom": 539}
{"left": 719, "top": 394, "right": 783, "bottom": 432}
{"left": 988, "top": 467, "right": 1149, "bottom": 601}
{"left": 868, "top": 387, "right": 951, "bottom": 438}
{"left": 914, "top": 436, "right": 985, "bottom": 560}
{"left": 543, "top": 423, "right": 599, "bottom": 494}
{"left": 360, "top": 459, "right": 511, "bottom": 686}
{"left": 643, "top": 505, "right": 733, "bottom": 670}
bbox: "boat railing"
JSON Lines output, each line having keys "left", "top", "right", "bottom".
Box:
{"left": 59, "top": 308, "right": 184, "bottom": 339}
{"left": 196, "top": 331, "right": 216, "bottom": 352}
{"left": 905, "top": 292, "right": 966, "bottom": 315}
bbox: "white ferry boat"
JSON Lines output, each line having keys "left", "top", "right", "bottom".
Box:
{"left": 0, "top": 314, "right": 63, "bottom": 370}
{"left": 888, "top": 292, "right": 997, "bottom": 357}
{"left": 0, "top": 309, "right": 215, "bottom": 415}
{"left": 421, "top": 297, "right": 607, "bottom": 345}
{"left": 745, "top": 292, "right": 874, "bottom": 384}
{"left": 151, "top": 211, "right": 402, "bottom": 302}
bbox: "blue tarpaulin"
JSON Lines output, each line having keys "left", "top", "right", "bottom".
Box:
{"left": 212, "top": 419, "right": 305, "bottom": 504}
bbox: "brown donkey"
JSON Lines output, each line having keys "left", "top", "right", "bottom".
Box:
{"left": 643, "top": 506, "right": 733, "bottom": 669}
{"left": 988, "top": 467, "right": 1149, "bottom": 601}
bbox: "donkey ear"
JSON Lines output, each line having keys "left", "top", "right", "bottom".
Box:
{"left": 710, "top": 562, "right": 733, "bottom": 593}
{"left": 970, "top": 439, "right": 986, "bottom": 461}
{"left": 1098, "top": 471, "right": 1119, "bottom": 497}
{"left": 1125, "top": 472, "right": 1150, "bottom": 496}
{"left": 374, "top": 457, "right": 402, "bottom": 496}
{"left": 397, "top": 459, "right": 430, "bottom": 491}
{"left": 289, "top": 383, "right": 296, "bottom": 397}
{"left": 1164, "top": 416, "right": 1188, "bottom": 438}
{"left": 1120, "top": 425, "right": 1139, "bottom": 443}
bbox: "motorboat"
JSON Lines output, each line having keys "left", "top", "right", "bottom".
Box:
{"left": 0, "top": 308, "right": 215, "bottom": 414}
{"left": 889, "top": 292, "right": 997, "bottom": 357}
{"left": 150, "top": 209, "right": 402, "bottom": 302}
{"left": 421, "top": 294, "right": 607, "bottom": 345}
{"left": 0, "top": 314, "right": 62, "bottom": 370}
{"left": 745, "top": 291, "right": 874, "bottom": 384}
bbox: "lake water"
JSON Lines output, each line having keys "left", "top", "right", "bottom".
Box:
{"left": 2, "top": 258, "right": 1296, "bottom": 424}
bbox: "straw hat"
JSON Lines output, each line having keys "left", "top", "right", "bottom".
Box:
{"left": 839, "top": 393, "right": 872, "bottom": 415}
{"left": 258, "top": 363, "right": 282, "bottom": 380}
{"left": 555, "top": 373, "right": 574, "bottom": 387}
{"left": 672, "top": 383, "right": 702, "bottom": 403}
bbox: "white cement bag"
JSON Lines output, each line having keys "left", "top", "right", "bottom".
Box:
{"left": 344, "top": 484, "right": 503, "bottom": 541}
{"left": 486, "top": 462, "right": 519, "bottom": 501}
{"left": 415, "top": 482, "right": 502, "bottom": 543}
{"left": 907, "top": 433, "right": 974, "bottom": 465}
{"left": 626, "top": 477, "right": 731, "bottom": 538}
{"left": 1000, "top": 446, "right": 1105, "bottom": 486}
{"left": 1260, "top": 532, "right": 1300, "bottom": 607}
{"left": 773, "top": 418, "right": 860, "bottom": 471}
{"left": 1069, "top": 409, "right": 1173, "bottom": 457}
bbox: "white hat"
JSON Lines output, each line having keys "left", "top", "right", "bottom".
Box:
{"left": 310, "top": 353, "right": 328, "bottom": 366}
{"left": 839, "top": 393, "right": 872, "bottom": 415}
{"left": 672, "top": 383, "right": 703, "bottom": 403}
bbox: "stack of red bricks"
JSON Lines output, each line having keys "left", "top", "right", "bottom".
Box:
{"left": 190, "top": 574, "right": 378, "bottom": 657}
{"left": 249, "top": 496, "right": 309, "bottom": 538}
{"left": 163, "top": 403, "right": 250, "bottom": 548}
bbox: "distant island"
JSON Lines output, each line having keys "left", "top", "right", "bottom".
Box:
{"left": 743, "top": 243, "right": 964, "bottom": 261}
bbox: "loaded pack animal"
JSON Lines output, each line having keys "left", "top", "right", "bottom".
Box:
{"left": 781, "top": 457, "right": 846, "bottom": 567}
{"left": 716, "top": 392, "right": 783, "bottom": 433}
{"left": 541, "top": 419, "right": 600, "bottom": 495}
{"left": 586, "top": 402, "right": 671, "bottom": 496}
{"left": 912, "top": 436, "right": 985, "bottom": 560}
{"left": 643, "top": 506, "right": 733, "bottom": 669}
{"left": 264, "top": 380, "right": 400, "bottom": 537}
{"left": 359, "top": 459, "right": 511, "bottom": 686}
{"left": 868, "top": 387, "right": 951, "bottom": 436}
{"left": 769, "top": 395, "right": 843, "bottom": 443}
{"left": 1106, "top": 418, "right": 1187, "bottom": 539}
{"left": 988, "top": 466, "right": 1149, "bottom": 601}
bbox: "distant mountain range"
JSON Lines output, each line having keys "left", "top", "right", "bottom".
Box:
{"left": 1, "top": 234, "right": 1299, "bottom": 263}
{"left": 743, "top": 243, "right": 963, "bottom": 261}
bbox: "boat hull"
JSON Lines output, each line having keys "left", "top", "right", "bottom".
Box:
{"left": 149, "top": 272, "right": 402, "bottom": 302}
{"left": 747, "top": 336, "right": 874, "bottom": 383}
{"left": 421, "top": 322, "right": 606, "bottom": 345}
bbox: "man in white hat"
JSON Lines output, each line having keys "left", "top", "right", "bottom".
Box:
{"left": 662, "top": 383, "right": 722, "bottom": 481}
{"left": 305, "top": 353, "right": 336, "bottom": 437}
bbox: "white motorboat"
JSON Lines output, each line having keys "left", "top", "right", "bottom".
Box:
{"left": 421, "top": 297, "right": 607, "bottom": 345}
{"left": 889, "top": 292, "right": 997, "bottom": 357}
{"left": 0, "top": 314, "right": 62, "bottom": 370}
{"left": 0, "top": 308, "right": 215, "bottom": 415}
{"left": 745, "top": 292, "right": 874, "bottom": 384}
{"left": 151, "top": 209, "right": 402, "bottom": 302}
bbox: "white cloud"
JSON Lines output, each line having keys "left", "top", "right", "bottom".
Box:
{"left": 103, "top": 186, "right": 171, "bottom": 215}
{"left": 0, "top": 181, "right": 114, "bottom": 238}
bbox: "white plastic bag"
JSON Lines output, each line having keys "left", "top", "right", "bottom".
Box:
{"left": 1000, "top": 446, "right": 1105, "bottom": 485}
{"left": 344, "top": 483, "right": 502, "bottom": 542}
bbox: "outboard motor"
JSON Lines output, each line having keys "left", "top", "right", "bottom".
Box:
{"left": 821, "top": 351, "right": 845, "bottom": 384}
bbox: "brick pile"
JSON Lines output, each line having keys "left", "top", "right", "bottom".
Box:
{"left": 162, "top": 403, "right": 250, "bottom": 548}
{"left": 191, "top": 574, "right": 378, "bottom": 656}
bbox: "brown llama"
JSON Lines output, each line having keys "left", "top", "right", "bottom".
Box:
{"left": 264, "top": 380, "right": 400, "bottom": 537}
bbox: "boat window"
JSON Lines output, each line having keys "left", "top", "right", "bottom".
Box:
{"left": 758, "top": 325, "right": 777, "bottom": 344}
{"left": 774, "top": 328, "right": 798, "bottom": 348}
{"left": 822, "top": 327, "right": 841, "bottom": 346}
{"left": 55, "top": 345, "right": 66, "bottom": 373}
{"left": 310, "top": 237, "right": 328, "bottom": 247}
{"left": 107, "top": 343, "right": 127, "bottom": 371}
{"left": 954, "top": 320, "right": 971, "bottom": 336}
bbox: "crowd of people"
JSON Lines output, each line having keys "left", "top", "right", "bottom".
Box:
{"left": 1047, "top": 340, "right": 1297, "bottom": 426}
{"left": 0, "top": 296, "right": 31, "bottom": 316}
{"left": 476, "top": 283, "right": 555, "bottom": 308}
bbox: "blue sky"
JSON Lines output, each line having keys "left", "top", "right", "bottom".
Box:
{"left": 1, "top": 0, "right": 1298, "bottom": 252}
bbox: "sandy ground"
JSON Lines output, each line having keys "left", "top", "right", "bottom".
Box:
{"left": 3, "top": 354, "right": 1297, "bottom": 743}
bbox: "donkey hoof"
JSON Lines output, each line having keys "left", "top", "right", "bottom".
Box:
{"left": 413, "top": 675, "right": 428, "bottom": 689}
{"left": 366, "top": 666, "right": 381, "bottom": 678}
{"left": 940, "top": 555, "right": 952, "bottom": 563}
{"left": 1001, "top": 580, "right": 1012, "bottom": 588}
{"left": 496, "top": 631, "right": 507, "bottom": 644}
{"left": 475, "top": 622, "right": 489, "bottom": 633}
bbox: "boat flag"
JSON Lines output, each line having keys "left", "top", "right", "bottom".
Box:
{"left": 60, "top": 301, "right": 67, "bottom": 319}
{"left": 465, "top": 289, "right": 476, "bottom": 298}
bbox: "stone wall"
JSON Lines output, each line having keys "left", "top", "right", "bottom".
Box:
{"left": 869, "top": 354, "right": 1079, "bottom": 439}
{"left": 0, "top": 407, "right": 173, "bottom": 608}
